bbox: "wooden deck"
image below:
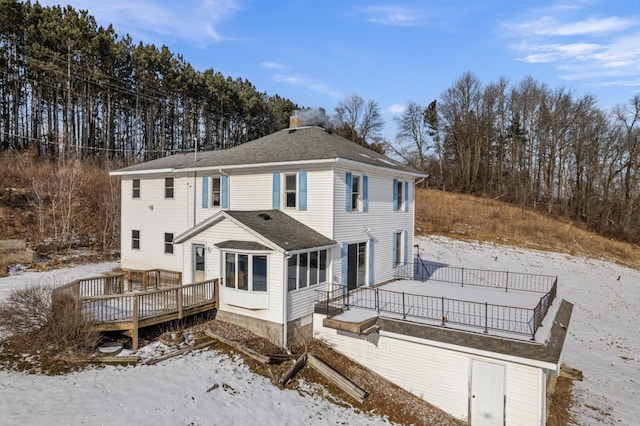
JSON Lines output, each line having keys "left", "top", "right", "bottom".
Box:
{"left": 54, "top": 271, "right": 219, "bottom": 349}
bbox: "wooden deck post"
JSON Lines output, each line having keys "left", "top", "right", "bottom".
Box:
{"left": 177, "top": 288, "right": 183, "bottom": 319}
{"left": 132, "top": 295, "right": 139, "bottom": 350}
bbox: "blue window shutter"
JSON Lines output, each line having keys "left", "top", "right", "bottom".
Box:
{"left": 201, "top": 177, "right": 208, "bottom": 208}
{"left": 393, "top": 178, "right": 398, "bottom": 211}
{"left": 404, "top": 181, "right": 409, "bottom": 212}
{"left": 299, "top": 172, "right": 307, "bottom": 211}
{"left": 221, "top": 175, "right": 229, "bottom": 209}
{"left": 345, "top": 172, "right": 352, "bottom": 211}
{"left": 368, "top": 238, "right": 374, "bottom": 286}
{"left": 272, "top": 173, "right": 280, "bottom": 209}
{"left": 341, "top": 243, "right": 348, "bottom": 285}
{"left": 362, "top": 175, "right": 368, "bottom": 212}
{"left": 403, "top": 230, "right": 408, "bottom": 265}
{"left": 392, "top": 232, "right": 397, "bottom": 267}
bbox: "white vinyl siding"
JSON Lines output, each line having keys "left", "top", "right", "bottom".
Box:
{"left": 334, "top": 166, "right": 415, "bottom": 285}
{"left": 119, "top": 174, "right": 189, "bottom": 272}
{"left": 314, "top": 318, "right": 549, "bottom": 425}
{"left": 180, "top": 217, "right": 284, "bottom": 324}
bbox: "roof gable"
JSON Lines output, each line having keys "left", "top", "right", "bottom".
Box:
{"left": 174, "top": 209, "right": 336, "bottom": 252}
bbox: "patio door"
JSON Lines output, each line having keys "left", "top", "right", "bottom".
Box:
{"left": 470, "top": 360, "right": 505, "bottom": 426}
{"left": 193, "top": 244, "right": 205, "bottom": 283}
{"left": 347, "top": 242, "right": 366, "bottom": 290}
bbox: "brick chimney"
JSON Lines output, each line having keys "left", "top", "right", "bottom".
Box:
{"left": 289, "top": 115, "right": 299, "bottom": 128}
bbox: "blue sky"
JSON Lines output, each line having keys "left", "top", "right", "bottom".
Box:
{"left": 37, "top": 0, "right": 640, "bottom": 139}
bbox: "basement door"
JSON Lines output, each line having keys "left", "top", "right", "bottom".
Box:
{"left": 470, "top": 360, "right": 505, "bottom": 426}
{"left": 193, "top": 244, "right": 205, "bottom": 283}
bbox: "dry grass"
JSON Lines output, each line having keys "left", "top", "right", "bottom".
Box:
{"left": 416, "top": 188, "right": 640, "bottom": 269}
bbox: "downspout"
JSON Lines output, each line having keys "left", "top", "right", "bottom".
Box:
{"left": 193, "top": 171, "right": 197, "bottom": 227}
{"left": 283, "top": 253, "right": 293, "bottom": 353}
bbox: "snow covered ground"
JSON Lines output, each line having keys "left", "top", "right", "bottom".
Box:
{"left": 0, "top": 236, "right": 638, "bottom": 425}
{"left": 417, "top": 236, "right": 640, "bottom": 426}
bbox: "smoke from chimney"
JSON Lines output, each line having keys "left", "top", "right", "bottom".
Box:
{"left": 290, "top": 108, "right": 332, "bottom": 129}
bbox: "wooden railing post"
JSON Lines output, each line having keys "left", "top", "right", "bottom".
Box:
{"left": 177, "top": 288, "right": 183, "bottom": 319}
{"left": 132, "top": 295, "right": 139, "bottom": 350}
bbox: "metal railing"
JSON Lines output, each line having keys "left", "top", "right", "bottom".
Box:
{"left": 394, "top": 262, "right": 556, "bottom": 293}
{"left": 316, "top": 274, "right": 558, "bottom": 340}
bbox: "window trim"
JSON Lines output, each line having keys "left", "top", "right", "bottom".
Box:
{"left": 223, "top": 251, "right": 268, "bottom": 292}
{"left": 284, "top": 173, "right": 297, "bottom": 209}
{"left": 165, "top": 177, "right": 174, "bottom": 199}
{"left": 131, "top": 229, "right": 140, "bottom": 250}
{"left": 164, "top": 232, "right": 174, "bottom": 254}
{"left": 132, "top": 179, "right": 140, "bottom": 199}
{"left": 211, "top": 177, "right": 221, "bottom": 207}
{"left": 287, "top": 249, "right": 328, "bottom": 292}
{"left": 393, "top": 231, "right": 403, "bottom": 266}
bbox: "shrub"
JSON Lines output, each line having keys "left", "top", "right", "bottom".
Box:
{"left": 0, "top": 284, "right": 99, "bottom": 367}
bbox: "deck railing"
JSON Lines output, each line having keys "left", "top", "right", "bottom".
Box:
{"left": 125, "top": 269, "right": 182, "bottom": 291}
{"left": 316, "top": 272, "right": 558, "bottom": 340}
{"left": 80, "top": 279, "right": 218, "bottom": 323}
{"left": 394, "top": 262, "right": 556, "bottom": 293}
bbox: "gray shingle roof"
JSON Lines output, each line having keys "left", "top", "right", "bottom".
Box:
{"left": 113, "top": 126, "right": 420, "bottom": 175}
{"left": 224, "top": 210, "right": 336, "bottom": 252}
{"left": 215, "top": 240, "right": 271, "bottom": 251}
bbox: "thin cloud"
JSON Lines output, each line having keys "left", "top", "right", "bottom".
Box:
{"left": 260, "top": 62, "right": 285, "bottom": 70}
{"left": 503, "top": 16, "right": 634, "bottom": 37}
{"left": 272, "top": 73, "right": 343, "bottom": 99}
{"left": 501, "top": 2, "right": 640, "bottom": 88}
{"left": 36, "top": 0, "right": 240, "bottom": 45}
{"left": 356, "top": 5, "right": 421, "bottom": 27}
{"left": 387, "top": 104, "right": 406, "bottom": 114}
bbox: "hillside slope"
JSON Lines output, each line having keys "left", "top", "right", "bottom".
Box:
{"left": 416, "top": 188, "right": 640, "bottom": 269}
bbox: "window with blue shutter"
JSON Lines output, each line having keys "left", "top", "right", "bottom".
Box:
{"left": 404, "top": 181, "right": 409, "bottom": 212}
{"left": 299, "top": 172, "right": 307, "bottom": 211}
{"left": 403, "top": 230, "right": 408, "bottom": 264}
{"left": 363, "top": 175, "right": 368, "bottom": 212}
{"left": 272, "top": 173, "right": 280, "bottom": 209}
{"left": 221, "top": 175, "right": 229, "bottom": 209}
{"left": 345, "top": 172, "right": 352, "bottom": 212}
{"left": 393, "top": 178, "right": 398, "bottom": 211}
{"left": 201, "top": 177, "right": 208, "bottom": 208}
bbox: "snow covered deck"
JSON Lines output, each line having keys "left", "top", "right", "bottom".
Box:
{"left": 317, "top": 263, "right": 558, "bottom": 343}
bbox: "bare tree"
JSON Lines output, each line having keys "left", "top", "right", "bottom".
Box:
{"left": 391, "top": 101, "right": 434, "bottom": 173}
{"left": 333, "top": 94, "right": 384, "bottom": 150}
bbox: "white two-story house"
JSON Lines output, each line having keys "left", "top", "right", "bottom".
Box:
{"left": 111, "top": 123, "right": 424, "bottom": 347}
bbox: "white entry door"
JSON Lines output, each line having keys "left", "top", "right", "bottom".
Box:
{"left": 193, "top": 244, "right": 205, "bottom": 283}
{"left": 471, "top": 360, "right": 505, "bottom": 426}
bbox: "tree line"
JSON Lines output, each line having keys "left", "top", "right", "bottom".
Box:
{"left": 2, "top": 1, "right": 639, "bottom": 244}
{"left": 392, "top": 72, "right": 640, "bottom": 244}
{"left": 0, "top": 0, "right": 298, "bottom": 161}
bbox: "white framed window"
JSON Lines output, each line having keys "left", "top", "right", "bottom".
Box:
{"left": 131, "top": 230, "right": 140, "bottom": 250}
{"left": 224, "top": 252, "right": 268, "bottom": 292}
{"left": 211, "top": 177, "right": 221, "bottom": 207}
{"left": 164, "top": 232, "right": 174, "bottom": 254}
{"left": 393, "top": 231, "right": 403, "bottom": 266}
{"left": 132, "top": 179, "right": 140, "bottom": 199}
{"left": 393, "top": 179, "right": 408, "bottom": 212}
{"left": 285, "top": 174, "right": 297, "bottom": 208}
{"left": 165, "top": 177, "right": 174, "bottom": 199}
{"left": 351, "top": 175, "right": 360, "bottom": 211}
{"left": 287, "top": 249, "right": 328, "bottom": 291}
